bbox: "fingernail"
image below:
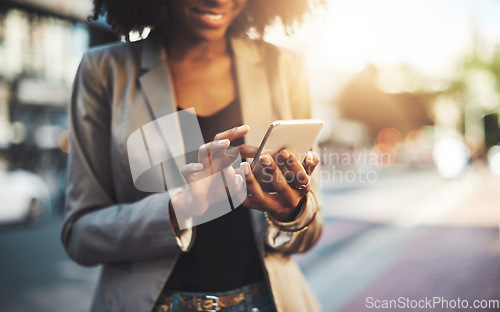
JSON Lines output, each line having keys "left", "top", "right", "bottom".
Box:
{"left": 193, "top": 163, "right": 203, "bottom": 171}
{"left": 238, "top": 125, "right": 248, "bottom": 131}
{"left": 235, "top": 174, "right": 243, "bottom": 186}
{"left": 260, "top": 154, "right": 272, "bottom": 166}
{"left": 306, "top": 151, "right": 313, "bottom": 161}
{"left": 218, "top": 139, "right": 229, "bottom": 145}
{"left": 298, "top": 173, "right": 307, "bottom": 183}
{"left": 241, "top": 162, "right": 250, "bottom": 175}
{"left": 280, "top": 150, "right": 290, "bottom": 162}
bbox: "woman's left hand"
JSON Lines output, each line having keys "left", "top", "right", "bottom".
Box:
{"left": 241, "top": 149, "right": 320, "bottom": 222}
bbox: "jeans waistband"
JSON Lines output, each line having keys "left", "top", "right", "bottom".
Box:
{"left": 163, "top": 280, "right": 268, "bottom": 298}
{"left": 155, "top": 281, "right": 273, "bottom": 312}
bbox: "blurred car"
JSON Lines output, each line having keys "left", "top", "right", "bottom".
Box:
{"left": 0, "top": 166, "right": 51, "bottom": 226}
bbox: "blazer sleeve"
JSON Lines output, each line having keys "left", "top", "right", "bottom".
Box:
{"left": 61, "top": 52, "right": 193, "bottom": 267}
{"left": 265, "top": 51, "right": 323, "bottom": 255}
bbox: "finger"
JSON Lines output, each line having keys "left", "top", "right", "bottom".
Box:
{"left": 259, "top": 154, "right": 300, "bottom": 209}
{"left": 275, "top": 149, "right": 292, "bottom": 182}
{"left": 198, "top": 139, "right": 230, "bottom": 171}
{"left": 275, "top": 149, "right": 297, "bottom": 184}
{"left": 228, "top": 173, "right": 246, "bottom": 207}
{"left": 181, "top": 163, "right": 204, "bottom": 183}
{"left": 214, "top": 125, "right": 249, "bottom": 142}
{"left": 282, "top": 151, "right": 310, "bottom": 192}
{"left": 235, "top": 144, "right": 259, "bottom": 159}
{"left": 221, "top": 146, "right": 242, "bottom": 167}
{"left": 302, "top": 151, "right": 320, "bottom": 175}
{"left": 234, "top": 174, "right": 244, "bottom": 189}
{"left": 201, "top": 139, "right": 231, "bottom": 156}
{"left": 240, "top": 162, "right": 281, "bottom": 213}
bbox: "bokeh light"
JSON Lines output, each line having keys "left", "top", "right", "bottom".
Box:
{"left": 433, "top": 137, "right": 470, "bottom": 179}
{"left": 487, "top": 145, "right": 500, "bottom": 176}
{"left": 377, "top": 128, "right": 403, "bottom": 152}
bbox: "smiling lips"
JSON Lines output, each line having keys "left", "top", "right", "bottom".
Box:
{"left": 192, "top": 8, "right": 228, "bottom": 28}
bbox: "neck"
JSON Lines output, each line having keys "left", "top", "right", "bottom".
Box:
{"left": 162, "top": 22, "right": 229, "bottom": 61}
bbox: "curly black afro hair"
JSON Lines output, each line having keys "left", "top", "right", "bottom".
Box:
{"left": 90, "top": 0, "right": 325, "bottom": 38}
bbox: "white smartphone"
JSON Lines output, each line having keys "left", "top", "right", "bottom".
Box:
{"left": 251, "top": 119, "right": 323, "bottom": 192}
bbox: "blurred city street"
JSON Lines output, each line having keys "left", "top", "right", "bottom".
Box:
{"left": 0, "top": 216, "right": 100, "bottom": 312}
{"left": 1, "top": 165, "right": 499, "bottom": 311}
{"left": 296, "top": 164, "right": 500, "bottom": 311}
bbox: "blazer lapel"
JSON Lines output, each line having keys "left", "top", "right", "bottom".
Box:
{"left": 231, "top": 37, "right": 273, "bottom": 149}
{"left": 138, "top": 34, "right": 187, "bottom": 187}
{"left": 139, "top": 33, "right": 178, "bottom": 121}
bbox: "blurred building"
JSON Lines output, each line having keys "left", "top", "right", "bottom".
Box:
{"left": 336, "top": 64, "right": 434, "bottom": 142}
{"left": 0, "top": 0, "right": 119, "bottom": 212}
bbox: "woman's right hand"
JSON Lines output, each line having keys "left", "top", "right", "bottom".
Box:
{"left": 170, "top": 125, "right": 257, "bottom": 226}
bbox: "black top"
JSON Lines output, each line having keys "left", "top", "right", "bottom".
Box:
{"left": 164, "top": 98, "right": 265, "bottom": 292}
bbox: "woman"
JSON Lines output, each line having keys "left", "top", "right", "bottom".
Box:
{"left": 62, "top": 0, "right": 324, "bottom": 311}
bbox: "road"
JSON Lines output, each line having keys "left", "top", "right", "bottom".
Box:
{"left": 0, "top": 217, "right": 100, "bottom": 312}
{"left": 1, "top": 165, "right": 499, "bottom": 311}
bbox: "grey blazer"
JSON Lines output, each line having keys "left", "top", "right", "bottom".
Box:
{"left": 62, "top": 32, "right": 323, "bottom": 312}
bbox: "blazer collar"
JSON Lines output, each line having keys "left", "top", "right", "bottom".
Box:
{"left": 139, "top": 32, "right": 176, "bottom": 119}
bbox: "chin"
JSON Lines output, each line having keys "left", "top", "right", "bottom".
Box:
{"left": 192, "top": 28, "right": 230, "bottom": 42}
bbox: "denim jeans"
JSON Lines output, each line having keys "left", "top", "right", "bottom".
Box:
{"left": 163, "top": 281, "right": 276, "bottom": 312}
